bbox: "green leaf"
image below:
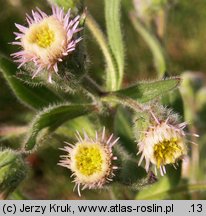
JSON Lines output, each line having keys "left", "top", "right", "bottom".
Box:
{"left": 57, "top": 116, "right": 98, "bottom": 138}
{"left": 0, "top": 56, "right": 62, "bottom": 110}
{"left": 0, "top": 149, "right": 27, "bottom": 199}
{"left": 135, "top": 165, "right": 181, "bottom": 200}
{"left": 130, "top": 13, "right": 166, "bottom": 78}
{"left": 86, "top": 15, "right": 117, "bottom": 91}
{"left": 24, "top": 103, "right": 95, "bottom": 151}
{"left": 114, "top": 77, "right": 181, "bottom": 103}
{"left": 105, "top": 0, "right": 124, "bottom": 89}
{"left": 101, "top": 78, "right": 180, "bottom": 113}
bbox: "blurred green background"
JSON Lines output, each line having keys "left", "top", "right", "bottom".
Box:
{"left": 0, "top": 0, "right": 206, "bottom": 199}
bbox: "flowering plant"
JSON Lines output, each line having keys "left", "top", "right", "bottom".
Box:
{"left": 0, "top": 0, "right": 204, "bottom": 199}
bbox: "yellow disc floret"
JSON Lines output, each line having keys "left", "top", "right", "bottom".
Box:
{"left": 137, "top": 117, "right": 188, "bottom": 175}
{"left": 12, "top": 5, "right": 83, "bottom": 82}
{"left": 22, "top": 16, "right": 67, "bottom": 65}
{"left": 58, "top": 128, "right": 119, "bottom": 196}
{"left": 153, "top": 138, "right": 183, "bottom": 168}
{"left": 29, "top": 25, "right": 55, "bottom": 48}
{"left": 69, "top": 141, "right": 112, "bottom": 185}
{"left": 75, "top": 144, "right": 103, "bottom": 176}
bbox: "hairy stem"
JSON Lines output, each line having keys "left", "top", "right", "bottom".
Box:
{"left": 86, "top": 14, "right": 118, "bottom": 91}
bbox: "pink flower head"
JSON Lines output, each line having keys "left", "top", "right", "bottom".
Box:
{"left": 11, "top": 6, "right": 82, "bottom": 83}
{"left": 58, "top": 128, "right": 119, "bottom": 196}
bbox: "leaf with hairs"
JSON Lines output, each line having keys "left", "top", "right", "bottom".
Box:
{"left": 114, "top": 77, "right": 181, "bottom": 103}
{"left": 86, "top": 15, "right": 117, "bottom": 91}
{"left": 0, "top": 150, "right": 27, "bottom": 199}
{"left": 105, "top": 0, "right": 124, "bottom": 89}
{"left": 24, "top": 103, "right": 95, "bottom": 151}
{"left": 0, "top": 56, "right": 62, "bottom": 110}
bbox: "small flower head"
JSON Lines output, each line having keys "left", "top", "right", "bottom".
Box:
{"left": 137, "top": 108, "right": 189, "bottom": 176}
{"left": 11, "top": 6, "right": 82, "bottom": 82}
{"left": 58, "top": 128, "right": 119, "bottom": 196}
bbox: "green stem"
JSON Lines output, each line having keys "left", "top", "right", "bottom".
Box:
{"left": 105, "top": 0, "right": 124, "bottom": 89}
{"left": 130, "top": 12, "right": 166, "bottom": 78}
{"left": 81, "top": 75, "right": 105, "bottom": 97}
{"left": 86, "top": 14, "right": 118, "bottom": 91}
{"left": 101, "top": 94, "right": 144, "bottom": 112}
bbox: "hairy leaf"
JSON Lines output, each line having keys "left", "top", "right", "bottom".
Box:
{"left": 86, "top": 15, "right": 117, "bottom": 91}
{"left": 114, "top": 77, "right": 181, "bottom": 103}
{"left": 0, "top": 150, "right": 27, "bottom": 199}
{"left": 24, "top": 103, "right": 95, "bottom": 150}
{"left": 0, "top": 56, "right": 62, "bottom": 110}
{"left": 105, "top": 0, "right": 124, "bottom": 89}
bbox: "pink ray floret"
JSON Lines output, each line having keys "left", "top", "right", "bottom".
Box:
{"left": 11, "top": 5, "right": 83, "bottom": 82}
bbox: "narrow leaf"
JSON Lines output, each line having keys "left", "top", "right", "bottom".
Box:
{"left": 130, "top": 13, "right": 166, "bottom": 78}
{"left": 86, "top": 14, "right": 117, "bottom": 91}
{"left": 114, "top": 77, "right": 180, "bottom": 103}
{"left": 57, "top": 116, "right": 98, "bottom": 138}
{"left": 105, "top": 0, "right": 124, "bottom": 88}
{"left": 0, "top": 56, "right": 62, "bottom": 110}
{"left": 24, "top": 103, "right": 95, "bottom": 151}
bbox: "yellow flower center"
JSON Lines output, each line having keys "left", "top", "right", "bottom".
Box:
{"left": 29, "top": 25, "right": 55, "bottom": 48}
{"left": 153, "top": 138, "right": 183, "bottom": 168}
{"left": 22, "top": 16, "right": 67, "bottom": 65}
{"left": 75, "top": 144, "right": 103, "bottom": 176}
